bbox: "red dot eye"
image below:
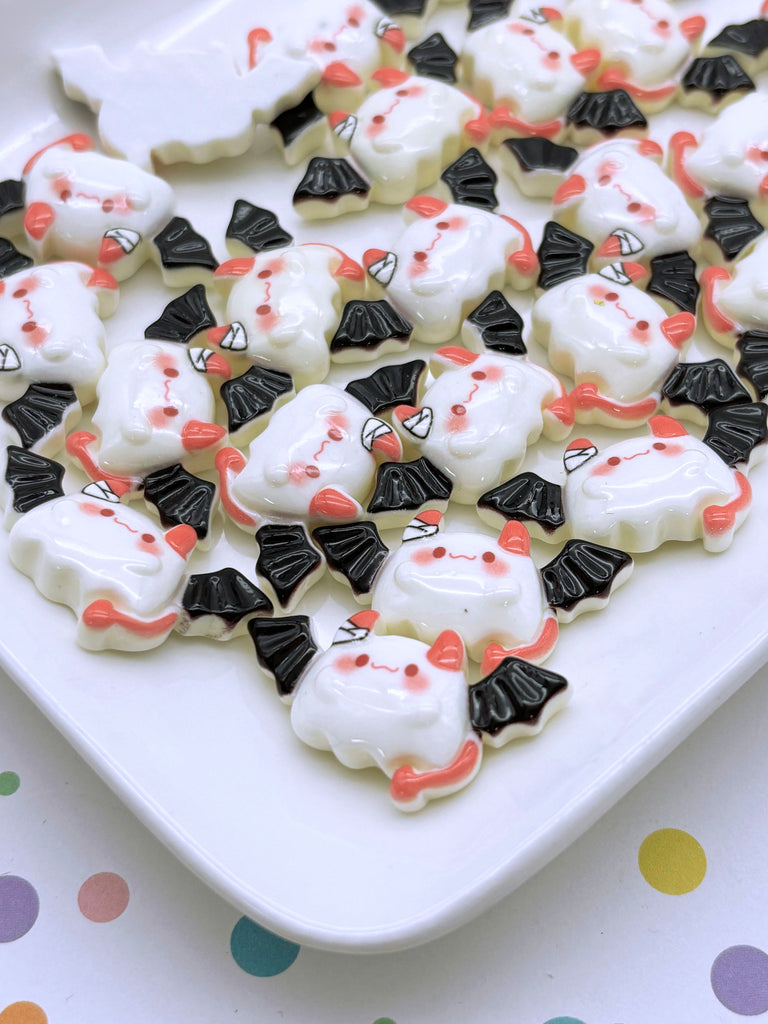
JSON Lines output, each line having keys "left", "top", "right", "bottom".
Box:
{"left": 12, "top": 288, "right": 27, "bottom": 298}
{"left": 404, "top": 663, "right": 419, "bottom": 677}
{"left": 636, "top": 320, "right": 649, "bottom": 331}
{"left": 653, "top": 442, "right": 666, "bottom": 450}
{"left": 327, "top": 427, "right": 344, "bottom": 441}
{"left": 396, "top": 88, "right": 409, "bottom": 96}
{"left": 548, "top": 50, "right": 560, "bottom": 60}
{"left": 163, "top": 406, "right": 178, "bottom": 417}
{"left": 100, "top": 508, "right": 115, "bottom": 517}
{"left": 451, "top": 404, "right": 466, "bottom": 416}
{"left": 432, "top": 546, "right": 446, "bottom": 559}
{"left": 607, "top": 456, "right": 621, "bottom": 466}
{"left": 604, "top": 292, "right": 619, "bottom": 302}
{"left": 657, "top": 18, "right": 669, "bottom": 28}
{"left": 413, "top": 251, "right": 427, "bottom": 262}
{"left": 141, "top": 533, "right": 156, "bottom": 543}
{"left": 436, "top": 220, "right": 450, "bottom": 229}
{"left": 348, "top": 15, "right": 360, "bottom": 25}
{"left": 761, "top": 151, "right": 768, "bottom": 161}
{"left": 257, "top": 269, "right": 272, "bottom": 279}
{"left": 482, "top": 551, "right": 496, "bottom": 563}
{"left": 59, "top": 188, "right": 71, "bottom": 201}
{"left": 373, "top": 114, "right": 386, "bottom": 124}
{"left": 101, "top": 198, "right": 115, "bottom": 213}
{"left": 21, "top": 321, "right": 37, "bottom": 333}
{"left": 163, "top": 367, "right": 179, "bottom": 378}
{"left": 355, "top": 653, "right": 369, "bottom": 667}
{"left": 598, "top": 174, "right": 612, "bottom": 185}
{"left": 324, "top": 40, "right": 336, "bottom": 50}
{"left": 471, "top": 370, "right": 486, "bottom": 381}
{"left": 256, "top": 304, "right": 271, "bottom": 316}
{"left": 627, "top": 202, "right": 642, "bottom": 213}
{"left": 522, "top": 26, "right": 534, "bottom": 34}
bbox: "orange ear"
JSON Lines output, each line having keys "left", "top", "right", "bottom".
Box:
{"left": 349, "top": 610, "right": 380, "bottom": 632}
{"left": 426, "top": 630, "right": 465, "bottom": 672}
{"left": 22, "top": 133, "right": 92, "bottom": 175}
{"left": 553, "top": 174, "right": 586, "bottom": 206}
{"left": 405, "top": 195, "right": 448, "bottom": 219}
{"left": 434, "top": 346, "right": 478, "bottom": 366}
{"left": 372, "top": 67, "right": 409, "bottom": 88}
{"left": 214, "top": 257, "right": 255, "bottom": 278}
{"left": 498, "top": 520, "right": 530, "bottom": 556}
{"left": 164, "top": 524, "right": 197, "bottom": 559}
{"left": 648, "top": 415, "right": 688, "bottom": 438}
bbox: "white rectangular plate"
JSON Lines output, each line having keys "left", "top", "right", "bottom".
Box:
{"left": 1, "top": 0, "right": 767, "bottom": 953}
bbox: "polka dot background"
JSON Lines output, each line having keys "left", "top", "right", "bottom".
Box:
{"left": 638, "top": 828, "right": 707, "bottom": 895}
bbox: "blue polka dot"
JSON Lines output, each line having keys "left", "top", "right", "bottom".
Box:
{"left": 230, "top": 917, "right": 300, "bottom": 977}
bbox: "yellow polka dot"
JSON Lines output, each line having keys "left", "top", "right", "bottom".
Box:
{"left": 638, "top": 828, "right": 707, "bottom": 894}
{"left": 0, "top": 1003, "right": 48, "bottom": 1024}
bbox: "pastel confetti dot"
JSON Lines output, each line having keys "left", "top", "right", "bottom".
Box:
{"left": 0, "top": 1003, "right": 48, "bottom": 1024}
{"left": 543, "top": 1018, "right": 588, "bottom": 1024}
{"left": 711, "top": 945, "right": 768, "bottom": 1015}
{"left": 230, "top": 917, "right": 300, "bottom": 976}
{"left": 0, "top": 876, "right": 39, "bottom": 942}
{"left": 0, "top": 772, "right": 19, "bottom": 796}
{"left": 638, "top": 828, "right": 706, "bottom": 894}
{"left": 77, "top": 872, "right": 130, "bottom": 923}
{"left": 373, "top": 1019, "right": 397, "bottom": 1024}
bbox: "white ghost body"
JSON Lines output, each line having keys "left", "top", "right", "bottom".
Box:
{"left": 8, "top": 494, "right": 194, "bottom": 650}
{"left": 714, "top": 235, "right": 768, "bottom": 331}
{"left": 553, "top": 140, "right": 701, "bottom": 261}
{"left": 462, "top": 15, "right": 588, "bottom": 126}
{"left": 372, "top": 530, "right": 548, "bottom": 661}
{"left": 682, "top": 93, "right": 768, "bottom": 202}
{"left": 23, "top": 143, "right": 175, "bottom": 280}
{"left": 291, "top": 632, "right": 473, "bottom": 774}
{"left": 395, "top": 351, "right": 571, "bottom": 503}
{"left": 91, "top": 340, "right": 219, "bottom": 478}
{"left": 565, "top": 427, "right": 748, "bottom": 551}
{"left": 0, "top": 261, "right": 115, "bottom": 404}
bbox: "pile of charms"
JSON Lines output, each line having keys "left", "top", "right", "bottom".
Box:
{"left": 1, "top": 0, "right": 767, "bottom": 811}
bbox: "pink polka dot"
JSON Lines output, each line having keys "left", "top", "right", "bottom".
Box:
{"left": 77, "top": 872, "right": 130, "bottom": 923}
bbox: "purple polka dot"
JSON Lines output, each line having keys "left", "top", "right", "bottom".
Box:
{"left": 0, "top": 876, "right": 39, "bottom": 942}
{"left": 711, "top": 945, "right": 768, "bottom": 1015}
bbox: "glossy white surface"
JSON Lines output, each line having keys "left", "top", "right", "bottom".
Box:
{"left": 1, "top": 0, "right": 767, "bottom": 954}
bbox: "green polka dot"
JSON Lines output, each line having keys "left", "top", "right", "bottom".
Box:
{"left": 543, "top": 1018, "right": 587, "bottom": 1024}
{"left": 230, "top": 917, "right": 300, "bottom": 977}
{"left": 0, "top": 773, "right": 20, "bottom": 796}
{"left": 373, "top": 1019, "right": 397, "bottom": 1024}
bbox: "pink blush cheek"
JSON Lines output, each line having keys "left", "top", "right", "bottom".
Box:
{"left": 327, "top": 412, "right": 349, "bottom": 433}
{"left": 407, "top": 260, "right": 428, "bottom": 278}
{"left": 587, "top": 283, "right": 607, "bottom": 301}
{"left": 365, "top": 119, "right": 387, "bottom": 139}
{"left": 411, "top": 548, "right": 435, "bottom": 566}
{"left": 630, "top": 325, "right": 651, "bottom": 344}
{"left": 403, "top": 670, "right": 430, "bottom": 692}
{"left": 79, "top": 501, "right": 109, "bottom": 517}
{"left": 153, "top": 353, "right": 178, "bottom": 375}
{"left": 446, "top": 413, "right": 468, "bottom": 433}
{"left": 25, "top": 325, "right": 49, "bottom": 349}
{"left": 483, "top": 557, "right": 509, "bottom": 578}
{"left": 659, "top": 442, "right": 685, "bottom": 458}
{"left": 543, "top": 54, "right": 561, "bottom": 71}
{"left": 590, "top": 460, "right": 618, "bottom": 477}
{"left": 333, "top": 654, "right": 358, "bottom": 673}
{"left": 263, "top": 256, "right": 287, "bottom": 275}
{"left": 482, "top": 365, "right": 504, "bottom": 383}
{"left": 137, "top": 537, "right": 161, "bottom": 555}
{"left": 256, "top": 310, "right": 279, "bottom": 332}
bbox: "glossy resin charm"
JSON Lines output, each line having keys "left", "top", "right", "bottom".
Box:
{"left": 391, "top": 345, "right": 573, "bottom": 503}
{"left": 246, "top": 0, "right": 405, "bottom": 114}
{"left": 552, "top": 137, "right": 702, "bottom": 263}
{"left": 0, "top": 261, "right": 117, "bottom": 407}
{"left": 53, "top": 41, "right": 319, "bottom": 169}
{"left": 8, "top": 489, "right": 198, "bottom": 651}
{"left": 13, "top": 135, "right": 215, "bottom": 285}
{"left": 208, "top": 243, "right": 365, "bottom": 389}
{"left": 314, "top": 510, "right": 632, "bottom": 664}
{"left": 363, "top": 195, "right": 536, "bottom": 342}
{"left": 463, "top": 6, "right": 600, "bottom": 141}
{"left": 669, "top": 93, "right": 768, "bottom": 225}
{"left": 215, "top": 382, "right": 402, "bottom": 529}
{"left": 327, "top": 68, "right": 489, "bottom": 206}
{"left": 699, "top": 234, "right": 768, "bottom": 347}
{"left": 533, "top": 228, "right": 696, "bottom": 426}
{"left": 66, "top": 339, "right": 229, "bottom": 497}
{"left": 479, "top": 415, "right": 752, "bottom": 553}
{"left": 564, "top": 0, "right": 706, "bottom": 111}
{"left": 249, "top": 609, "right": 569, "bottom": 810}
